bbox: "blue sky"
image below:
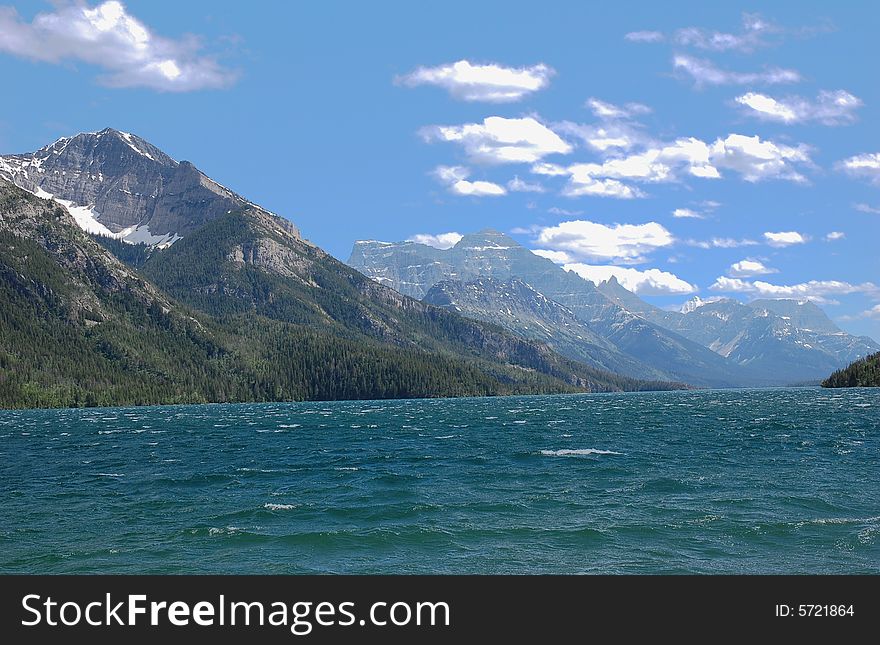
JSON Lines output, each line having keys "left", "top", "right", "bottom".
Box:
{"left": 0, "top": 1, "right": 878, "bottom": 340}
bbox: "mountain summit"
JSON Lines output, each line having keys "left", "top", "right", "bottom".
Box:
{"left": 0, "top": 128, "right": 296, "bottom": 248}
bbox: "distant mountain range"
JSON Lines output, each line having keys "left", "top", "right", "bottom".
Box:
{"left": 0, "top": 130, "right": 675, "bottom": 408}
{"left": 350, "top": 231, "right": 879, "bottom": 387}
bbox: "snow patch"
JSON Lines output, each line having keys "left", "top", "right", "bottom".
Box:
{"left": 117, "top": 131, "right": 156, "bottom": 161}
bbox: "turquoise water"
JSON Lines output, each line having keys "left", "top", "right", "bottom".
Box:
{"left": 1, "top": 388, "right": 878, "bottom": 574}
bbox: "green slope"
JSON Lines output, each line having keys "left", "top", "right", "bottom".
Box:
{"left": 822, "top": 352, "right": 880, "bottom": 388}
{"left": 0, "top": 181, "right": 675, "bottom": 408}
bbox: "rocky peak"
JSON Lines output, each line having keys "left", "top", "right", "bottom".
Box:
{"left": 453, "top": 228, "right": 521, "bottom": 250}
{"left": 0, "top": 128, "right": 298, "bottom": 248}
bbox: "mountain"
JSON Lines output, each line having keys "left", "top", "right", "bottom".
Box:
{"left": 822, "top": 352, "right": 880, "bottom": 387}
{"left": 0, "top": 177, "right": 251, "bottom": 407}
{"left": 0, "top": 128, "right": 293, "bottom": 247}
{"left": 423, "top": 277, "right": 670, "bottom": 380}
{"left": 598, "top": 282, "right": 880, "bottom": 384}
{"left": 134, "top": 207, "right": 667, "bottom": 394}
{"left": 1, "top": 127, "right": 680, "bottom": 408}
{"left": 350, "top": 231, "right": 763, "bottom": 387}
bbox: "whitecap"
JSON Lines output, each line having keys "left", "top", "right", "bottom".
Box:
{"left": 540, "top": 449, "right": 623, "bottom": 457}
{"left": 264, "top": 503, "right": 297, "bottom": 511}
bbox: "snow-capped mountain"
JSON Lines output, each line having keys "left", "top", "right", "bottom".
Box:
{"left": 597, "top": 279, "right": 880, "bottom": 383}
{"left": 0, "top": 128, "right": 296, "bottom": 247}
{"left": 422, "top": 277, "right": 667, "bottom": 380}
{"left": 352, "top": 230, "right": 878, "bottom": 386}
{"left": 350, "top": 230, "right": 764, "bottom": 387}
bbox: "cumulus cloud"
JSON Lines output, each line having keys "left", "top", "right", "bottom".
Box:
{"left": 710, "top": 134, "right": 810, "bottom": 183}
{"left": 541, "top": 132, "right": 810, "bottom": 197}
{"left": 554, "top": 121, "right": 648, "bottom": 153}
{"left": 533, "top": 219, "right": 674, "bottom": 264}
{"left": 507, "top": 176, "right": 545, "bottom": 193}
{"left": 672, "top": 208, "right": 703, "bottom": 219}
{"left": 735, "top": 90, "right": 862, "bottom": 125}
{"left": 0, "top": 1, "right": 237, "bottom": 91}
{"left": 421, "top": 116, "right": 572, "bottom": 164}
{"left": 710, "top": 276, "right": 878, "bottom": 304}
{"left": 554, "top": 99, "right": 653, "bottom": 153}
{"left": 673, "top": 54, "right": 800, "bottom": 87}
{"left": 825, "top": 231, "right": 845, "bottom": 241}
{"left": 407, "top": 232, "right": 463, "bottom": 249}
{"left": 531, "top": 249, "right": 574, "bottom": 264}
{"left": 396, "top": 60, "right": 554, "bottom": 102}
{"left": 837, "top": 153, "right": 880, "bottom": 184}
{"left": 563, "top": 264, "right": 698, "bottom": 295}
{"left": 728, "top": 259, "right": 777, "bottom": 277}
{"left": 432, "top": 166, "right": 506, "bottom": 197}
{"left": 764, "top": 231, "right": 808, "bottom": 247}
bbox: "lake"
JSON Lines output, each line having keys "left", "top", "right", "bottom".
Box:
{"left": 1, "top": 388, "right": 878, "bottom": 574}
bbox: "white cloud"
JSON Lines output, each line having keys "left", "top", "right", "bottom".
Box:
{"left": 432, "top": 166, "right": 506, "bottom": 197}
{"left": 854, "top": 203, "right": 880, "bottom": 214}
{"left": 545, "top": 133, "right": 809, "bottom": 197}
{"left": 564, "top": 264, "right": 698, "bottom": 295}
{"left": 554, "top": 120, "right": 647, "bottom": 153}
{"left": 585, "top": 98, "right": 652, "bottom": 119}
{"left": 728, "top": 259, "right": 776, "bottom": 277}
{"left": 673, "top": 13, "right": 777, "bottom": 52}
{"left": 672, "top": 208, "right": 703, "bottom": 219}
{"left": 547, "top": 207, "right": 583, "bottom": 216}
{"left": 736, "top": 90, "right": 862, "bottom": 125}
{"left": 837, "top": 153, "right": 880, "bottom": 184}
{"left": 534, "top": 219, "right": 674, "bottom": 264}
{"left": 407, "top": 232, "right": 463, "bottom": 249}
{"left": 673, "top": 54, "right": 800, "bottom": 87}
{"left": 562, "top": 176, "right": 643, "bottom": 199}
{"left": 531, "top": 162, "right": 569, "bottom": 177}
{"left": 507, "top": 176, "right": 545, "bottom": 192}
{"left": 685, "top": 237, "right": 758, "bottom": 249}
{"left": 555, "top": 100, "right": 653, "bottom": 153}
{"left": 825, "top": 231, "right": 845, "bottom": 241}
{"left": 849, "top": 304, "right": 880, "bottom": 320}
{"left": 764, "top": 231, "right": 807, "bottom": 247}
{"left": 710, "top": 276, "right": 878, "bottom": 304}
{"left": 710, "top": 134, "right": 810, "bottom": 183}
{"left": 0, "top": 1, "right": 236, "bottom": 91}
{"left": 422, "top": 116, "right": 572, "bottom": 164}
{"left": 531, "top": 249, "right": 574, "bottom": 264}
{"left": 396, "top": 60, "right": 554, "bottom": 102}
{"left": 625, "top": 30, "right": 665, "bottom": 43}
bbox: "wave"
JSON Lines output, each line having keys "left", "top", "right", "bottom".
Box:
{"left": 540, "top": 449, "right": 622, "bottom": 457}
{"left": 264, "top": 503, "right": 297, "bottom": 511}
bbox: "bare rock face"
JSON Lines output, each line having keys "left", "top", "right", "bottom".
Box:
{"left": 0, "top": 128, "right": 298, "bottom": 246}
{"left": 349, "top": 230, "right": 760, "bottom": 387}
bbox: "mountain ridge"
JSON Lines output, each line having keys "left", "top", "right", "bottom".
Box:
{"left": 1, "top": 124, "right": 683, "bottom": 410}
{"left": 351, "top": 234, "right": 877, "bottom": 387}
